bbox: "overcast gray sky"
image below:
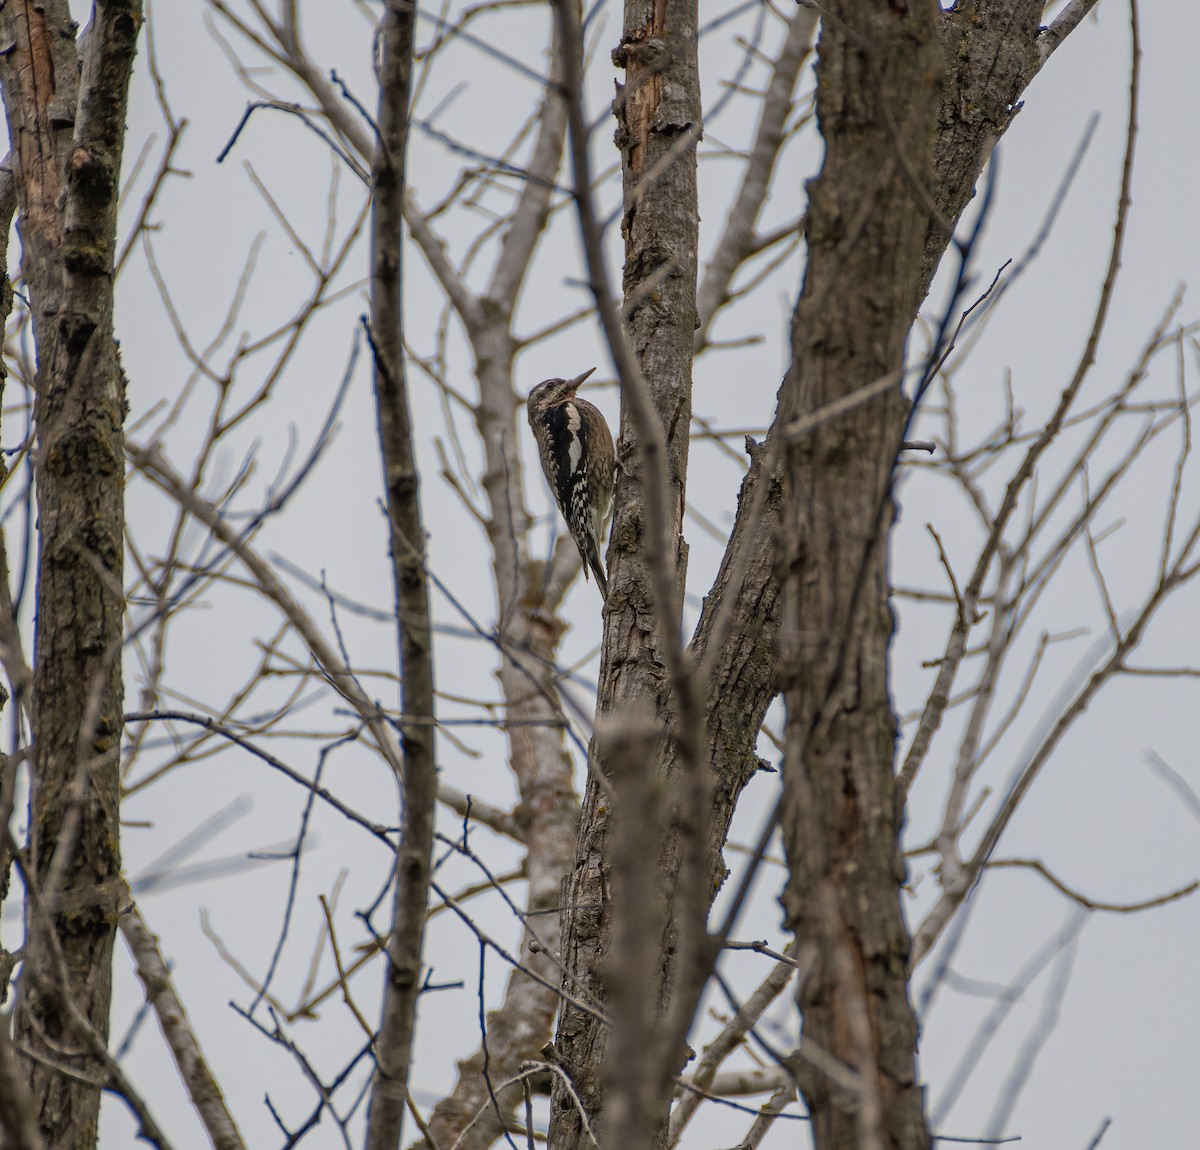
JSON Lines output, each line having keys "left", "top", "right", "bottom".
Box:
{"left": 19, "top": 2, "right": 1195, "bottom": 1147}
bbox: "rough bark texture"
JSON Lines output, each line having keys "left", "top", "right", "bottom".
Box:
{"left": 547, "top": 3, "right": 1099, "bottom": 1149}
{"left": 548, "top": 0, "right": 701, "bottom": 1145}
{"left": 663, "top": 0, "right": 1088, "bottom": 977}
{"left": 0, "top": 164, "right": 17, "bottom": 934}
{"left": 0, "top": 3, "right": 140, "bottom": 1147}
{"left": 777, "top": 4, "right": 942, "bottom": 1149}
{"left": 926, "top": 1, "right": 1043, "bottom": 282}
{"left": 363, "top": 4, "right": 433, "bottom": 1148}
{"left": 0, "top": 1018, "right": 41, "bottom": 1150}
{"left": 667, "top": 0, "right": 1087, "bottom": 888}
{"left": 668, "top": 2, "right": 1065, "bottom": 854}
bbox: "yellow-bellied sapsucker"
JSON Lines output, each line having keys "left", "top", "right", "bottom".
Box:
{"left": 527, "top": 367, "right": 615, "bottom": 599}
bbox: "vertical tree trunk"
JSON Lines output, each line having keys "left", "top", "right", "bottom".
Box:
{"left": 548, "top": 1, "right": 1096, "bottom": 1148}
{"left": 0, "top": 165, "right": 17, "bottom": 931}
{"left": 777, "top": 4, "right": 941, "bottom": 1149}
{"left": 0, "top": 3, "right": 141, "bottom": 1147}
{"left": 363, "top": 4, "right": 433, "bottom": 1149}
{"left": 548, "top": 0, "right": 701, "bottom": 1144}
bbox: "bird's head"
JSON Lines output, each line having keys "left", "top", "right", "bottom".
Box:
{"left": 527, "top": 367, "right": 596, "bottom": 411}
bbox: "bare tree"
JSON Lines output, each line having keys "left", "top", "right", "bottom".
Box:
{"left": 0, "top": 2, "right": 1194, "bottom": 1150}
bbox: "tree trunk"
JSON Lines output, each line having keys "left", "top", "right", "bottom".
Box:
{"left": 0, "top": 4, "right": 140, "bottom": 1147}
{"left": 777, "top": 4, "right": 940, "bottom": 1149}
{"left": 364, "top": 4, "right": 434, "bottom": 1149}
{"left": 548, "top": 2, "right": 1101, "bottom": 1148}
{"left": 547, "top": 0, "right": 701, "bottom": 1144}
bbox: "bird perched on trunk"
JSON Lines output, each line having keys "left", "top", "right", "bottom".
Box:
{"left": 527, "top": 367, "right": 615, "bottom": 599}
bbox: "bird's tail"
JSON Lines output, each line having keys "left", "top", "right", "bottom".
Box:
{"left": 588, "top": 545, "right": 608, "bottom": 601}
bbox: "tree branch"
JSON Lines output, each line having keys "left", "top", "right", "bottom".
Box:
{"left": 119, "top": 898, "right": 247, "bottom": 1150}
{"left": 362, "top": 3, "right": 436, "bottom": 1146}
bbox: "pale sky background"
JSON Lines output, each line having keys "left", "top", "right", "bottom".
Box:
{"left": 5, "top": 1, "right": 1196, "bottom": 1148}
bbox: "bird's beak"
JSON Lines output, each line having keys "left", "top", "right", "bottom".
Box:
{"left": 569, "top": 367, "right": 597, "bottom": 388}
